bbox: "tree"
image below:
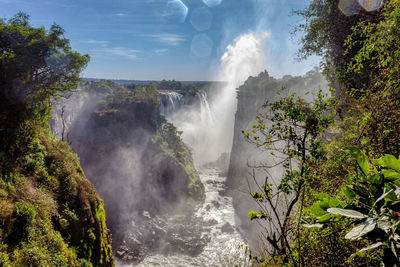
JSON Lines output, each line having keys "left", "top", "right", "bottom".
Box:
{"left": 0, "top": 12, "right": 89, "bottom": 155}
{"left": 243, "top": 89, "right": 335, "bottom": 265}
{"left": 294, "top": 0, "right": 381, "bottom": 92}
{"left": 308, "top": 147, "right": 400, "bottom": 265}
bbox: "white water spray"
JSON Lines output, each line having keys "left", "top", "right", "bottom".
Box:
{"left": 158, "top": 91, "right": 184, "bottom": 116}
{"left": 116, "top": 32, "right": 269, "bottom": 266}
{"left": 210, "top": 32, "right": 268, "bottom": 161}
{"left": 198, "top": 90, "right": 214, "bottom": 125}
{"left": 168, "top": 32, "right": 267, "bottom": 165}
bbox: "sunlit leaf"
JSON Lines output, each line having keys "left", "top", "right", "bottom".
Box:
{"left": 375, "top": 189, "right": 393, "bottom": 204}
{"left": 379, "top": 154, "right": 400, "bottom": 171}
{"left": 382, "top": 169, "right": 400, "bottom": 181}
{"left": 310, "top": 203, "right": 326, "bottom": 217}
{"left": 327, "top": 208, "right": 367, "bottom": 219}
{"left": 344, "top": 147, "right": 370, "bottom": 176}
{"left": 350, "top": 242, "right": 383, "bottom": 259}
{"left": 345, "top": 218, "right": 376, "bottom": 240}
{"left": 342, "top": 186, "right": 356, "bottom": 201}
{"left": 318, "top": 213, "right": 332, "bottom": 223}
{"left": 303, "top": 223, "right": 324, "bottom": 228}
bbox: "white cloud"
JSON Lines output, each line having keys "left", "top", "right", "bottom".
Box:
{"left": 80, "top": 40, "right": 110, "bottom": 45}
{"left": 145, "top": 34, "right": 186, "bottom": 46}
{"left": 97, "top": 47, "right": 141, "bottom": 60}
{"left": 154, "top": 48, "right": 168, "bottom": 54}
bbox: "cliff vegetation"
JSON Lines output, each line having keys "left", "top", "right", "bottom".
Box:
{"left": 0, "top": 13, "right": 114, "bottom": 266}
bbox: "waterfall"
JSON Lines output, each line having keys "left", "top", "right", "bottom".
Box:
{"left": 158, "top": 91, "right": 184, "bottom": 116}
{"left": 198, "top": 90, "right": 214, "bottom": 124}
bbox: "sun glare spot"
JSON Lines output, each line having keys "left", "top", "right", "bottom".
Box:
{"left": 165, "top": 0, "right": 188, "bottom": 23}
{"left": 190, "top": 7, "right": 213, "bottom": 32}
{"left": 190, "top": 34, "right": 213, "bottom": 59}
{"left": 202, "top": 0, "right": 223, "bottom": 8}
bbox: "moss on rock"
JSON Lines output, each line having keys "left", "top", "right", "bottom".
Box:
{"left": 0, "top": 125, "right": 114, "bottom": 266}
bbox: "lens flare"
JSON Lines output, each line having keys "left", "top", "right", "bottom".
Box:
{"left": 202, "top": 0, "right": 223, "bottom": 8}
{"left": 190, "top": 7, "right": 213, "bottom": 32}
{"left": 165, "top": 0, "right": 188, "bottom": 23}
{"left": 338, "top": 0, "right": 361, "bottom": 16}
{"left": 190, "top": 34, "right": 213, "bottom": 59}
{"left": 358, "top": 0, "right": 383, "bottom": 12}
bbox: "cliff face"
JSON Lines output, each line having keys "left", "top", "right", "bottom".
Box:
{"left": 0, "top": 124, "right": 114, "bottom": 266}
{"left": 227, "top": 70, "right": 328, "bottom": 243}
{"left": 58, "top": 88, "right": 204, "bottom": 250}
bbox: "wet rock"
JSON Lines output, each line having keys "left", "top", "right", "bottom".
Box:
{"left": 211, "top": 200, "right": 220, "bottom": 209}
{"left": 206, "top": 218, "right": 218, "bottom": 225}
{"left": 116, "top": 213, "right": 210, "bottom": 264}
{"left": 221, "top": 222, "right": 234, "bottom": 234}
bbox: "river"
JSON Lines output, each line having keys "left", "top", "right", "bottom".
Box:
{"left": 116, "top": 168, "right": 247, "bottom": 266}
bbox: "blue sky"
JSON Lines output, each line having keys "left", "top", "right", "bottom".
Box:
{"left": 1, "top": 0, "right": 320, "bottom": 81}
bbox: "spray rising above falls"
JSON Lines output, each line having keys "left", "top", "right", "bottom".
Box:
{"left": 169, "top": 32, "right": 268, "bottom": 165}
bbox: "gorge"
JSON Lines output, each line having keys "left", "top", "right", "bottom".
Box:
{"left": 50, "top": 53, "right": 328, "bottom": 267}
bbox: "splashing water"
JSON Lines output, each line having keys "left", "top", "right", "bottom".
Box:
{"left": 116, "top": 169, "right": 247, "bottom": 267}
{"left": 207, "top": 32, "right": 267, "bottom": 163}
{"left": 198, "top": 90, "right": 214, "bottom": 125}
{"left": 158, "top": 91, "right": 184, "bottom": 116}
{"left": 171, "top": 32, "right": 268, "bottom": 165}
{"left": 115, "top": 32, "right": 268, "bottom": 266}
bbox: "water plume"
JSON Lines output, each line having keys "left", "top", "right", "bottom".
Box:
{"left": 169, "top": 32, "right": 267, "bottom": 165}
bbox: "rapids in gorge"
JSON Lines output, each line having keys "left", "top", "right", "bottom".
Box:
{"left": 120, "top": 169, "right": 246, "bottom": 267}
{"left": 115, "top": 32, "right": 267, "bottom": 266}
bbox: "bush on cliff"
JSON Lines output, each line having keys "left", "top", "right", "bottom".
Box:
{"left": 0, "top": 13, "right": 114, "bottom": 266}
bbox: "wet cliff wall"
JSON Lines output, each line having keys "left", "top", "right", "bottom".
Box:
{"left": 227, "top": 70, "right": 328, "bottom": 243}
{"left": 51, "top": 82, "right": 205, "bottom": 251}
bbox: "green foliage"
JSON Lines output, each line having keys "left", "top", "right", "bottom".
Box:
{"left": 294, "top": 0, "right": 379, "bottom": 87}
{"left": 308, "top": 147, "right": 400, "bottom": 265}
{"left": 247, "top": 1, "right": 400, "bottom": 265}
{"left": 0, "top": 13, "right": 113, "bottom": 266}
{"left": 346, "top": 0, "right": 400, "bottom": 94}
{"left": 0, "top": 12, "right": 89, "bottom": 112}
{"left": 154, "top": 121, "right": 204, "bottom": 201}
{"left": 243, "top": 89, "right": 335, "bottom": 265}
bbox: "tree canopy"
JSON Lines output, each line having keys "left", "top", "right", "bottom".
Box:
{"left": 0, "top": 12, "right": 89, "bottom": 113}
{"left": 0, "top": 12, "right": 89, "bottom": 165}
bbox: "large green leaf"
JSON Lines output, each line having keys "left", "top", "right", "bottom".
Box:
{"left": 344, "top": 147, "right": 369, "bottom": 176}
{"left": 345, "top": 218, "right": 376, "bottom": 240}
{"left": 379, "top": 154, "right": 400, "bottom": 171}
{"left": 310, "top": 202, "right": 327, "bottom": 217}
{"left": 327, "top": 208, "right": 367, "bottom": 219}
{"left": 342, "top": 186, "right": 356, "bottom": 201}
{"left": 318, "top": 213, "right": 332, "bottom": 223}
{"left": 382, "top": 169, "right": 400, "bottom": 181}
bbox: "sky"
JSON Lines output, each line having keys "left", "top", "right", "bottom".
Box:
{"left": 1, "top": 0, "right": 321, "bottom": 81}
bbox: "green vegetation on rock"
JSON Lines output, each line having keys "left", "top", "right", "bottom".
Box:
{"left": 154, "top": 121, "right": 204, "bottom": 202}
{"left": 0, "top": 13, "right": 113, "bottom": 266}
{"left": 238, "top": 0, "right": 400, "bottom": 265}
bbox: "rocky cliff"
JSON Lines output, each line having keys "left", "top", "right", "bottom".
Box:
{"left": 0, "top": 121, "right": 114, "bottom": 266}
{"left": 227, "top": 70, "right": 328, "bottom": 243}
{"left": 52, "top": 82, "right": 205, "bottom": 263}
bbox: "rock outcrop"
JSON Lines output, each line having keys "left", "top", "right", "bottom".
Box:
{"left": 227, "top": 70, "right": 328, "bottom": 243}
{"left": 51, "top": 83, "right": 205, "bottom": 262}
